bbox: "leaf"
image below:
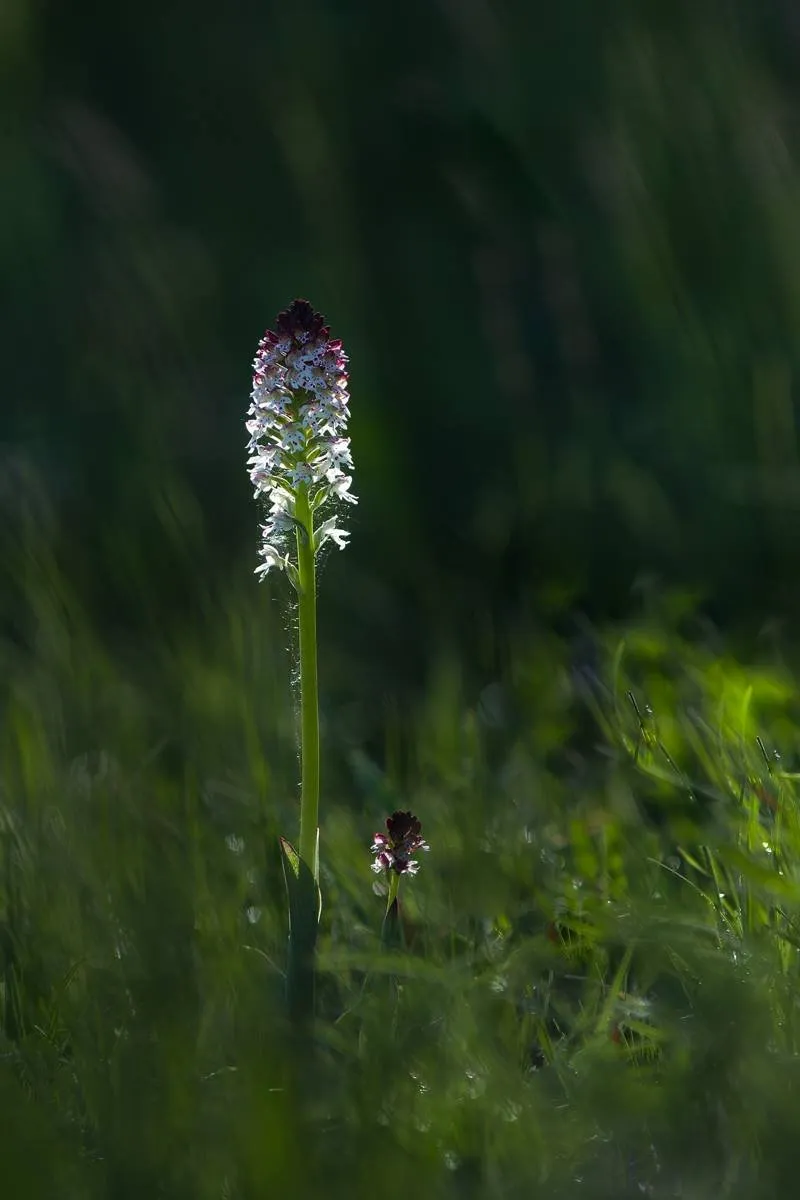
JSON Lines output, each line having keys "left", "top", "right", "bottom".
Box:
{"left": 280, "top": 835, "right": 300, "bottom": 881}
{"left": 280, "top": 835, "right": 322, "bottom": 1024}
{"left": 380, "top": 896, "right": 404, "bottom": 951}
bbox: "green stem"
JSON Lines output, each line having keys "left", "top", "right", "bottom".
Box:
{"left": 380, "top": 872, "right": 404, "bottom": 949}
{"left": 295, "top": 485, "right": 320, "bottom": 878}
{"left": 386, "top": 871, "right": 400, "bottom": 914}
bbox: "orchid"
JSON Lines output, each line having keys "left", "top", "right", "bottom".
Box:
{"left": 371, "top": 810, "right": 430, "bottom": 876}
{"left": 246, "top": 299, "right": 356, "bottom": 585}
{"left": 246, "top": 299, "right": 356, "bottom": 1023}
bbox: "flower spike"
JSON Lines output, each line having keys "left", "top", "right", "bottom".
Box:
{"left": 371, "top": 810, "right": 430, "bottom": 876}
{"left": 246, "top": 299, "right": 356, "bottom": 579}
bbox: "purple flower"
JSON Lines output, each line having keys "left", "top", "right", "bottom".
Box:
{"left": 371, "top": 810, "right": 430, "bottom": 876}
{"left": 246, "top": 299, "right": 356, "bottom": 579}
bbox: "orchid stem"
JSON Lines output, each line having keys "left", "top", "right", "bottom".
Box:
{"left": 386, "top": 871, "right": 400, "bottom": 914}
{"left": 295, "top": 484, "right": 319, "bottom": 880}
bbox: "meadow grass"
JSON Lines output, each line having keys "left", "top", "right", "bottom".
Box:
{"left": 2, "top": 561, "right": 800, "bottom": 1199}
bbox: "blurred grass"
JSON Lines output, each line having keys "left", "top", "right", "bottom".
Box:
{"left": 4, "top": 534, "right": 800, "bottom": 1196}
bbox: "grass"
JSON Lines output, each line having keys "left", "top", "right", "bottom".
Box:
{"left": 2, "top": 564, "right": 800, "bottom": 1198}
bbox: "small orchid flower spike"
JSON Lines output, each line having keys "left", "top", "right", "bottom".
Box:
{"left": 371, "top": 811, "right": 430, "bottom": 877}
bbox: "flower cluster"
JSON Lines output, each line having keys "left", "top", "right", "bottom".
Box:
{"left": 371, "top": 810, "right": 430, "bottom": 876}
{"left": 246, "top": 299, "right": 356, "bottom": 579}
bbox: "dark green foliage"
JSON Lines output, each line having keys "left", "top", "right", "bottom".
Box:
{"left": 6, "top": 0, "right": 800, "bottom": 662}
{"left": 1, "top": 586, "right": 800, "bottom": 1196}
{"left": 5, "top": 0, "right": 800, "bottom": 1194}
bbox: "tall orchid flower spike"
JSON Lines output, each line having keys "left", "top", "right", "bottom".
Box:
{"left": 247, "top": 300, "right": 356, "bottom": 1023}
{"left": 247, "top": 299, "right": 356, "bottom": 592}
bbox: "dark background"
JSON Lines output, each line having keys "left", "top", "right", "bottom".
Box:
{"left": 6, "top": 7, "right": 800, "bottom": 1196}
{"left": 4, "top": 0, "right": 800, "bottom": 681}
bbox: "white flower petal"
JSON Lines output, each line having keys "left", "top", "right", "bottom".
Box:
{"left": 315, "top": 517, "right": 350, "bottom": 552}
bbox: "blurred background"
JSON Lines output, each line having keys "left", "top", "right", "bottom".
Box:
{"left": 6, "top": 3, "right": 800, "bottom": 1197}
{"left": 5, "top": 0, "right": 800, "bottom": 692}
